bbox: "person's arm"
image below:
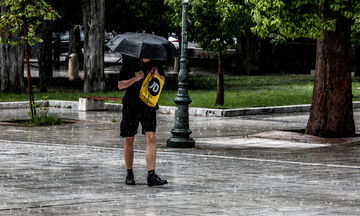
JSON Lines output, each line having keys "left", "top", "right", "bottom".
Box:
{"left": 152, "top": 67, "right": 165, "bottom": 81}
{"left": 118, "top": 71, "right": 144, "bottom": 90}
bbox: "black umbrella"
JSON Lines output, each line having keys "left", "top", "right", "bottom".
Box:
{"left": 106, "top": 32, "right": 177, "bottom": 61}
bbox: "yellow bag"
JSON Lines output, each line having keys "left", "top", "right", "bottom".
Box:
{"left": 139, "top": 72, "right": 164, "bottom": 107}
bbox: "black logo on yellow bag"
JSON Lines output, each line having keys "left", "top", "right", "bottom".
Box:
{"left": 148, "top": 78, "right": 160, "bottom": 96}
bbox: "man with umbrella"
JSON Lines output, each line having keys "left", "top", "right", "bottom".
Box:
{"left": 108, "top": 32, "right": 176, "bottom": 186}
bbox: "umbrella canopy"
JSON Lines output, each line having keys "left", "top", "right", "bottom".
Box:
{"left": 106, "top": 32, "right": 177, "bottom": 61}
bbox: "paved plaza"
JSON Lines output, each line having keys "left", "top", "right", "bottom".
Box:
{"left": 0, "top": 105, "right": 359, "bottom": 215}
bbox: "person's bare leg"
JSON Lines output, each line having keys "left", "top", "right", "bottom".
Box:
{"left": 145, "top": 132, "right": 156, "bottom": 171}
{"left": 124, "top": 136, "right": 136, "bottom": 185}
{"left": 124, "top": 136, "right": 135, "bottom": 170}
{"left": 145, "top": 131, "right": 168, "bottom": 186}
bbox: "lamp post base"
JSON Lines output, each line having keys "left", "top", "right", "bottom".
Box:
{"left": 167, "top": 136, "right": 195, "bottom": 148}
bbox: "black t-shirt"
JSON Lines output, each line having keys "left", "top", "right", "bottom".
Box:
{"left": 119, "top": 58, "right": 165, "bottom": 107}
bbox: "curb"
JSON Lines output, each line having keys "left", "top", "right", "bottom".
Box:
{"left": 1, "top": 100, "right": 360, "bottom": 117}
{"left": 157, "top": 105, "right": 311, "bottom": 117}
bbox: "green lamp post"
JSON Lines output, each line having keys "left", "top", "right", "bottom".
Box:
{"left": 167, "top": 0, "right": 195, "bottom": 148}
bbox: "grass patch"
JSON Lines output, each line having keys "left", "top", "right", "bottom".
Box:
{"left": 1, "top": 75, "right": 360, "bottom": 109}
{"left": 159, "top": 75, "right": 317, "bottom": 108}
{"left": 22, "top": 113, "right": 64, "bottom": 127}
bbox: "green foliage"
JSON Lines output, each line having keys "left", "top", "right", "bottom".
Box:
{"left": 352, "top": 16, "right": 360, "bottom": 44}
{"left": 165, "top": 0, "right": 251, "bottom": 53}
{"left": 0, "top": 0, "right": 59, "bottom": 45}
{"left": 163, "top": 0, "right": 183, "bottom": 30}
{"left": 245, "top": 0, "right": 360, "bottom": 39}
{"left": 23, "top": 113, "right": 63, "bottom": 127}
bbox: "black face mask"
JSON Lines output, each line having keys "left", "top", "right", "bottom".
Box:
{"left": 140, "top": 62, "right": 152, "bottom": 73}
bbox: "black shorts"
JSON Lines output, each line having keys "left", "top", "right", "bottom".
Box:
{"left": 120, "top": 100, "right": 156, "bottom": 137}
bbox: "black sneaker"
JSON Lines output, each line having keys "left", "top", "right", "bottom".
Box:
{"left": 147, "top": 174, "right": 168, "bottom": 187}
{"left": 125, "top": 173, "right": 135, "bottom": 185}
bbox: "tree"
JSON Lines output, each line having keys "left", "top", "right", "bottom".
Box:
{"left": 0, "top": 5, "right": 25, "bottom": 92}
{"left": 0, "top": 0, "right": 58, "bottom": 117}
{"left": 105, "top": 0, "right": 172, "bottom": 36}
{"left": 165, "top": 0, "right": 251, "bottom": 105}
{"left": 0, "top": 2, "right": 24, "bottom": 92}
{"left": 352, "top": 17, "right": 360, "bottom": 76}
{"left": 82, "top": 0, "right": 105, "bottom": 93}
{"left": 246, "top": 0, "right": 360, "bottom": 137}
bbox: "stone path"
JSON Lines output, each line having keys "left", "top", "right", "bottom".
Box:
{"left": 0, "top": 107, "right": 359, "bottom": 215}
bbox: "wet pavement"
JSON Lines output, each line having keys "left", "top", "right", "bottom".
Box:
{"left": 0, "top": 107, "right": 360, "bottom": 215}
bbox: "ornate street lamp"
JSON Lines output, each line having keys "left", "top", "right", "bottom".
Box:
{"left": 167, "top": 0, "right": 195, "bottom": 148}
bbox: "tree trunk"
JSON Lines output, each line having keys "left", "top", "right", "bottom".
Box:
{"left": 38, "top": 21, "right": 53, "bottom": 92}
{"left": 69, "top": 25, "right": 84, "bottom": 71}
{"left": 354, "top": 45, "right": 360, "bottom": 77}
{"left": 24, "top": 26, "right": 36, "bottom": 118}
{"left": 53, "top": 33, "right": 61, "bottom": 69}
{"left": 305, "top": 14, "right": 355, "bottom": 137}
{"left": 215, "top": 52, "right": 224, "bottom": 105}
{"left": 82, "top": 0, "right": 105, "bottom": 93}
{"left": 69, "top": 25, "right": 83, "bottom": 62}
{"left": 69, "top": 26, "right": 77, "bottom": 56}
{"left": 0, "top": 43, "right": 24, "bottom": 92}
{"left": 240, "top": 33, "right": 260, "bottom": 75}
